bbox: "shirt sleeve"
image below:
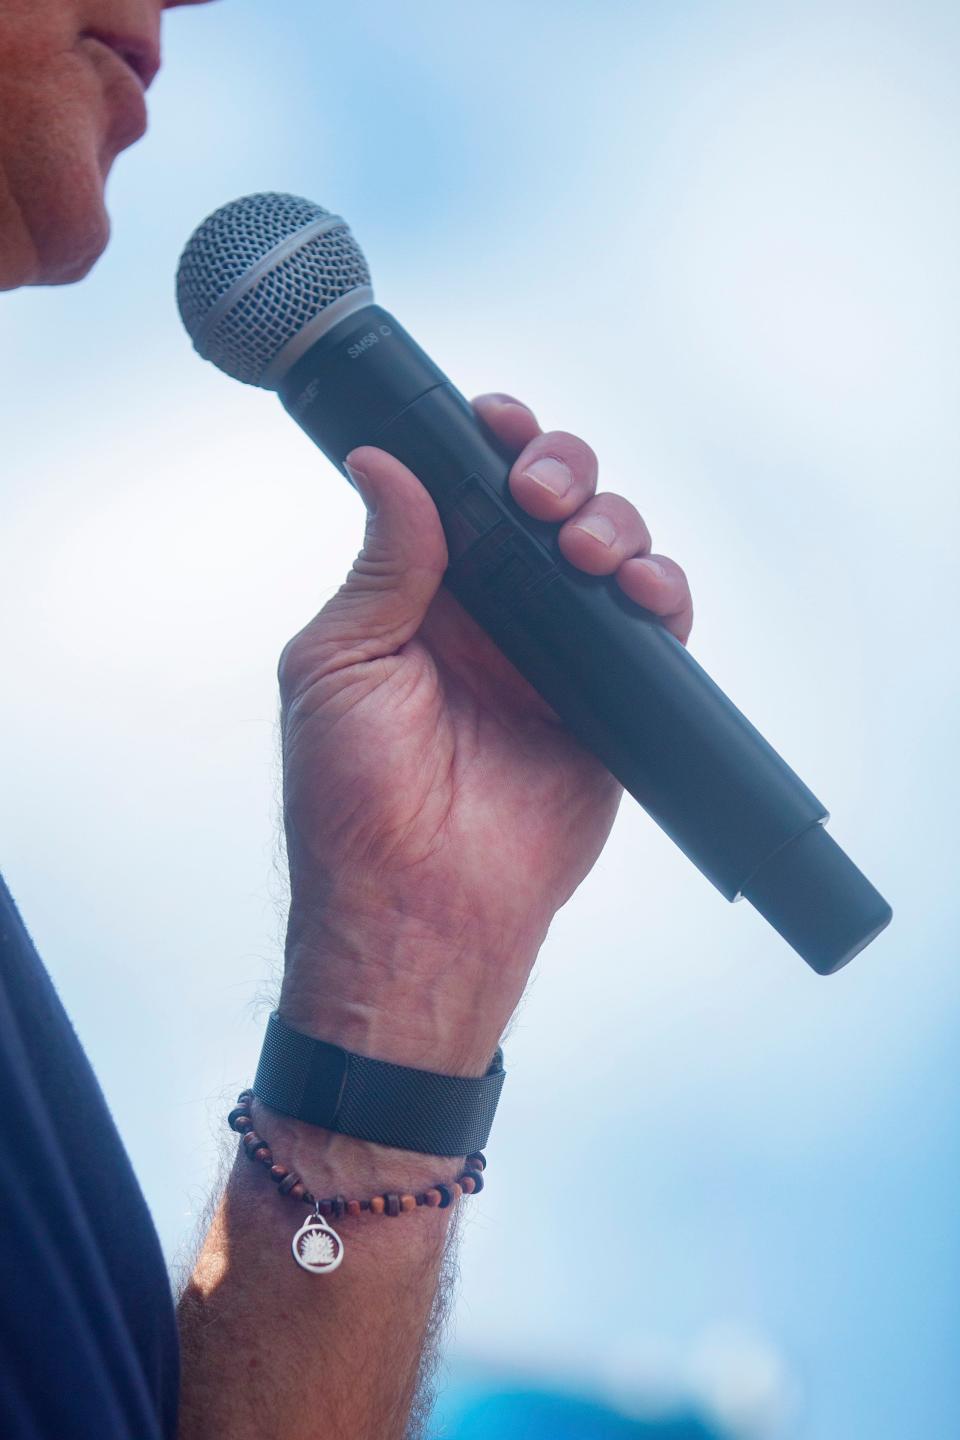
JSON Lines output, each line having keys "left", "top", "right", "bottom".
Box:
{"left": 0, "top": 874, "right": 179, "bottom": 1439}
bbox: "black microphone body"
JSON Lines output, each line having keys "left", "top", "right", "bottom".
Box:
{"left": 176, "top": 195, "right": 892, "bottom": 975}
{"left": 277, "top": 303, "right": 889, "bottom": 972}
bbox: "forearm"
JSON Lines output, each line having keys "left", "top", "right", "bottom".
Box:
{"left": 175, "top": 385, "right": 670, "bottom": 1436}
{"left": 177, "top": 1105, "right": 466, "bottom": 1440}
{"left": 177, "top": 908, "right": 509, "bottom": 1440}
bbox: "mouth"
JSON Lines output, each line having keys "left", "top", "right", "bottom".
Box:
{"left": 80, "top": 29, "right": 161, "bottom": 90}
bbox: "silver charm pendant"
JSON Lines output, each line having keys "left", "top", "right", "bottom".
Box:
{"left": 292, "top": 1212, "right": 345, "bottom": 1274}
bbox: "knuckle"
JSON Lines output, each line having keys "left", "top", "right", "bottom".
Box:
{"left": 537, "top": 430, "right": 598, "bottom": 475}
{"left": 517, "top": 430, "right": 597, "bottom": 485}
{"left": 595, "top": 491, "right": 641, "bottom": 525}
{"left": 575, "top": 494, "right": 650, "bottom": 551}
{"left": 653, "top": 552, "right": 687, "bottom": 586}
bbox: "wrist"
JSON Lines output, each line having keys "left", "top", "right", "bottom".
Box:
{"left": 276, "top": 977, "right": 500, "bottom": 1078}
{"left": 248, "top": 1098, "right": 468, "bottom": 1193}
{"left": 282, "top": 901, "right": 535, "bottom": 1076}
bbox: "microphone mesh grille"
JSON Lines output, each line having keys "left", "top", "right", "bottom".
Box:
{"left": 176, "top": 193, "right": 372, "bottom": 388}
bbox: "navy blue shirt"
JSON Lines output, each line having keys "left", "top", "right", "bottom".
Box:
{"left": 0, "top": 874, "right": 178, "bottom": 1438}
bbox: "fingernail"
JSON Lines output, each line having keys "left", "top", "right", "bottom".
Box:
{"left": 572, "top": 514, "right": 617, "bottom": 547}
{"left": 344, "top": 456, "right": 376, "bottom": 513}
{"left": 635, "top": 557, "right": 667, "bottom": 579}
{"left": 523, "top": 456, "right": 573, "bottom": 498}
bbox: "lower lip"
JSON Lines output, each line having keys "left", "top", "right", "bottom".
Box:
{"left": 82, "top": 37, "right": 148, "bottom": 146}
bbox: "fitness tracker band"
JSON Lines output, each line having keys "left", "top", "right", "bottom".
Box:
{"left": 253, "top": 1010, "right": 505, "bottom": 1157}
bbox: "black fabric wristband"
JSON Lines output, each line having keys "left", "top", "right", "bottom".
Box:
{"left": 252, "top": 1011, "right": 506, "bottom": 1157}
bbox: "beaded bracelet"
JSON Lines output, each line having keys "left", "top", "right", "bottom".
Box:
{"left": 228, "top": 1090, "right": 487, "bottom": 1274}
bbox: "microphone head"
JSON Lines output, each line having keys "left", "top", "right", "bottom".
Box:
{"left": 176, "top": 193, "right": 373, "bottom": 390}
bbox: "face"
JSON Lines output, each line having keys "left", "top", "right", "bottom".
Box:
{"left": 0, "top": 0, "right": 214, "bottom": 288}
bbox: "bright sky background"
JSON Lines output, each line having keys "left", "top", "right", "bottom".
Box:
{"left": 1, "top": 2, "right": 958, "bottom": 1437}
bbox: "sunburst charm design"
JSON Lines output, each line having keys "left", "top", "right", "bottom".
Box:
{"left": 301, "top": 1230, "right": 336, "bottom": 1266}
{"left": 292, "top": 1215, "right": 345, "bottom": 1274}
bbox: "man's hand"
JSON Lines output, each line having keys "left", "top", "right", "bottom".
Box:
{"left": 278, "top": 393, "right": 693, "bottom": 1075}
{"left": 178, "top": 397, "right": 694, "bottom": 1440}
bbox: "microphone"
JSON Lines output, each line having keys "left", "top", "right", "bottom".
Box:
{"left": 176, "top": 192, "right": 892, "bottom": 975}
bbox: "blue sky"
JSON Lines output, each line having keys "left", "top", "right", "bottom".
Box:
{"left": 1, "top": 2, "right": 958, "bottom": 1436}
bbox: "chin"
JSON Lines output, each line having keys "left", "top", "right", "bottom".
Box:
{"left": 30, "top": 173, "right": 112, "bottom": 287}
{"left": 38, "top": 215, "right": 111, "bottom": 285}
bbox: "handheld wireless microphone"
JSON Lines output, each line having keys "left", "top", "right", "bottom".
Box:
{"left": 177, "top": 193, "right": 892, "bottom": 974}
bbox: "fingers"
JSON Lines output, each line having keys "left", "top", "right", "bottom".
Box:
{"left": 473, "top": 393, "right": 600, "bottom": 522}
{"left": 472, "top": 392, "right": 694, "bottom": 646}
{"left": 472, "top": 392, "right": 543, "bottom": 452}
{"left": 556, "top": 493, "right": 652, "bottom": 575}
{"left": 511, "top": 431, "right": 599, "bottom": 522}
{"left": 616, "top": 554, "right": 694, "bottom": 646}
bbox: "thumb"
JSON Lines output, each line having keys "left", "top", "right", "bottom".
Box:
{"left": 320, "top": 445, "right": 449, "bottom": 660}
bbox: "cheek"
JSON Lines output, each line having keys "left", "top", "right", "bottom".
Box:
{"left": 2, "top": 53, "right": 112, "bottom": 283}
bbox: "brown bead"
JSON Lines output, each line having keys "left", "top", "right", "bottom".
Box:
{"left": 270, "top": 1164, "right": 288, "bottom": 1183}
{"left": 242, "top": 1133, "right": 264, "bottom": 1158}
{"left": 234, "top": 1115, "right": 254, "bottom": 1133}
{"left": 459, "top": 1174, "right": 476, "bottom": 1195}
{"left": 369, "top": 1196, "right": 385, "bottom": 1216}
{"left": 385, "top": 1193, "right": 401, "bottom": 1218}
{"left": 400, "top": 1194, "right": 416, "bottom": 1213}
{"left": 254, "top": 1146, "right": 273, "bottom": 1165}
{"left": 450, "top": 1183, "right": 463, "bottom": 1203}
{"left": 463, "top": 1167, "right": 484, "bottom": 1194}
{"left": 227, "top": 1106, "right": 250, "bottom": 1131}
{"left": 347, "top": 1200, "right": 362, "bottom": 1218}
{"left": 289, "top": 1182, "right": 306, "bottom": 1202}
{"left": 278, "top": 1173, "right": 302, "bottom": 1196}
{"left": 425, "top": 1189, "right": 442, "bottom": 1207}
